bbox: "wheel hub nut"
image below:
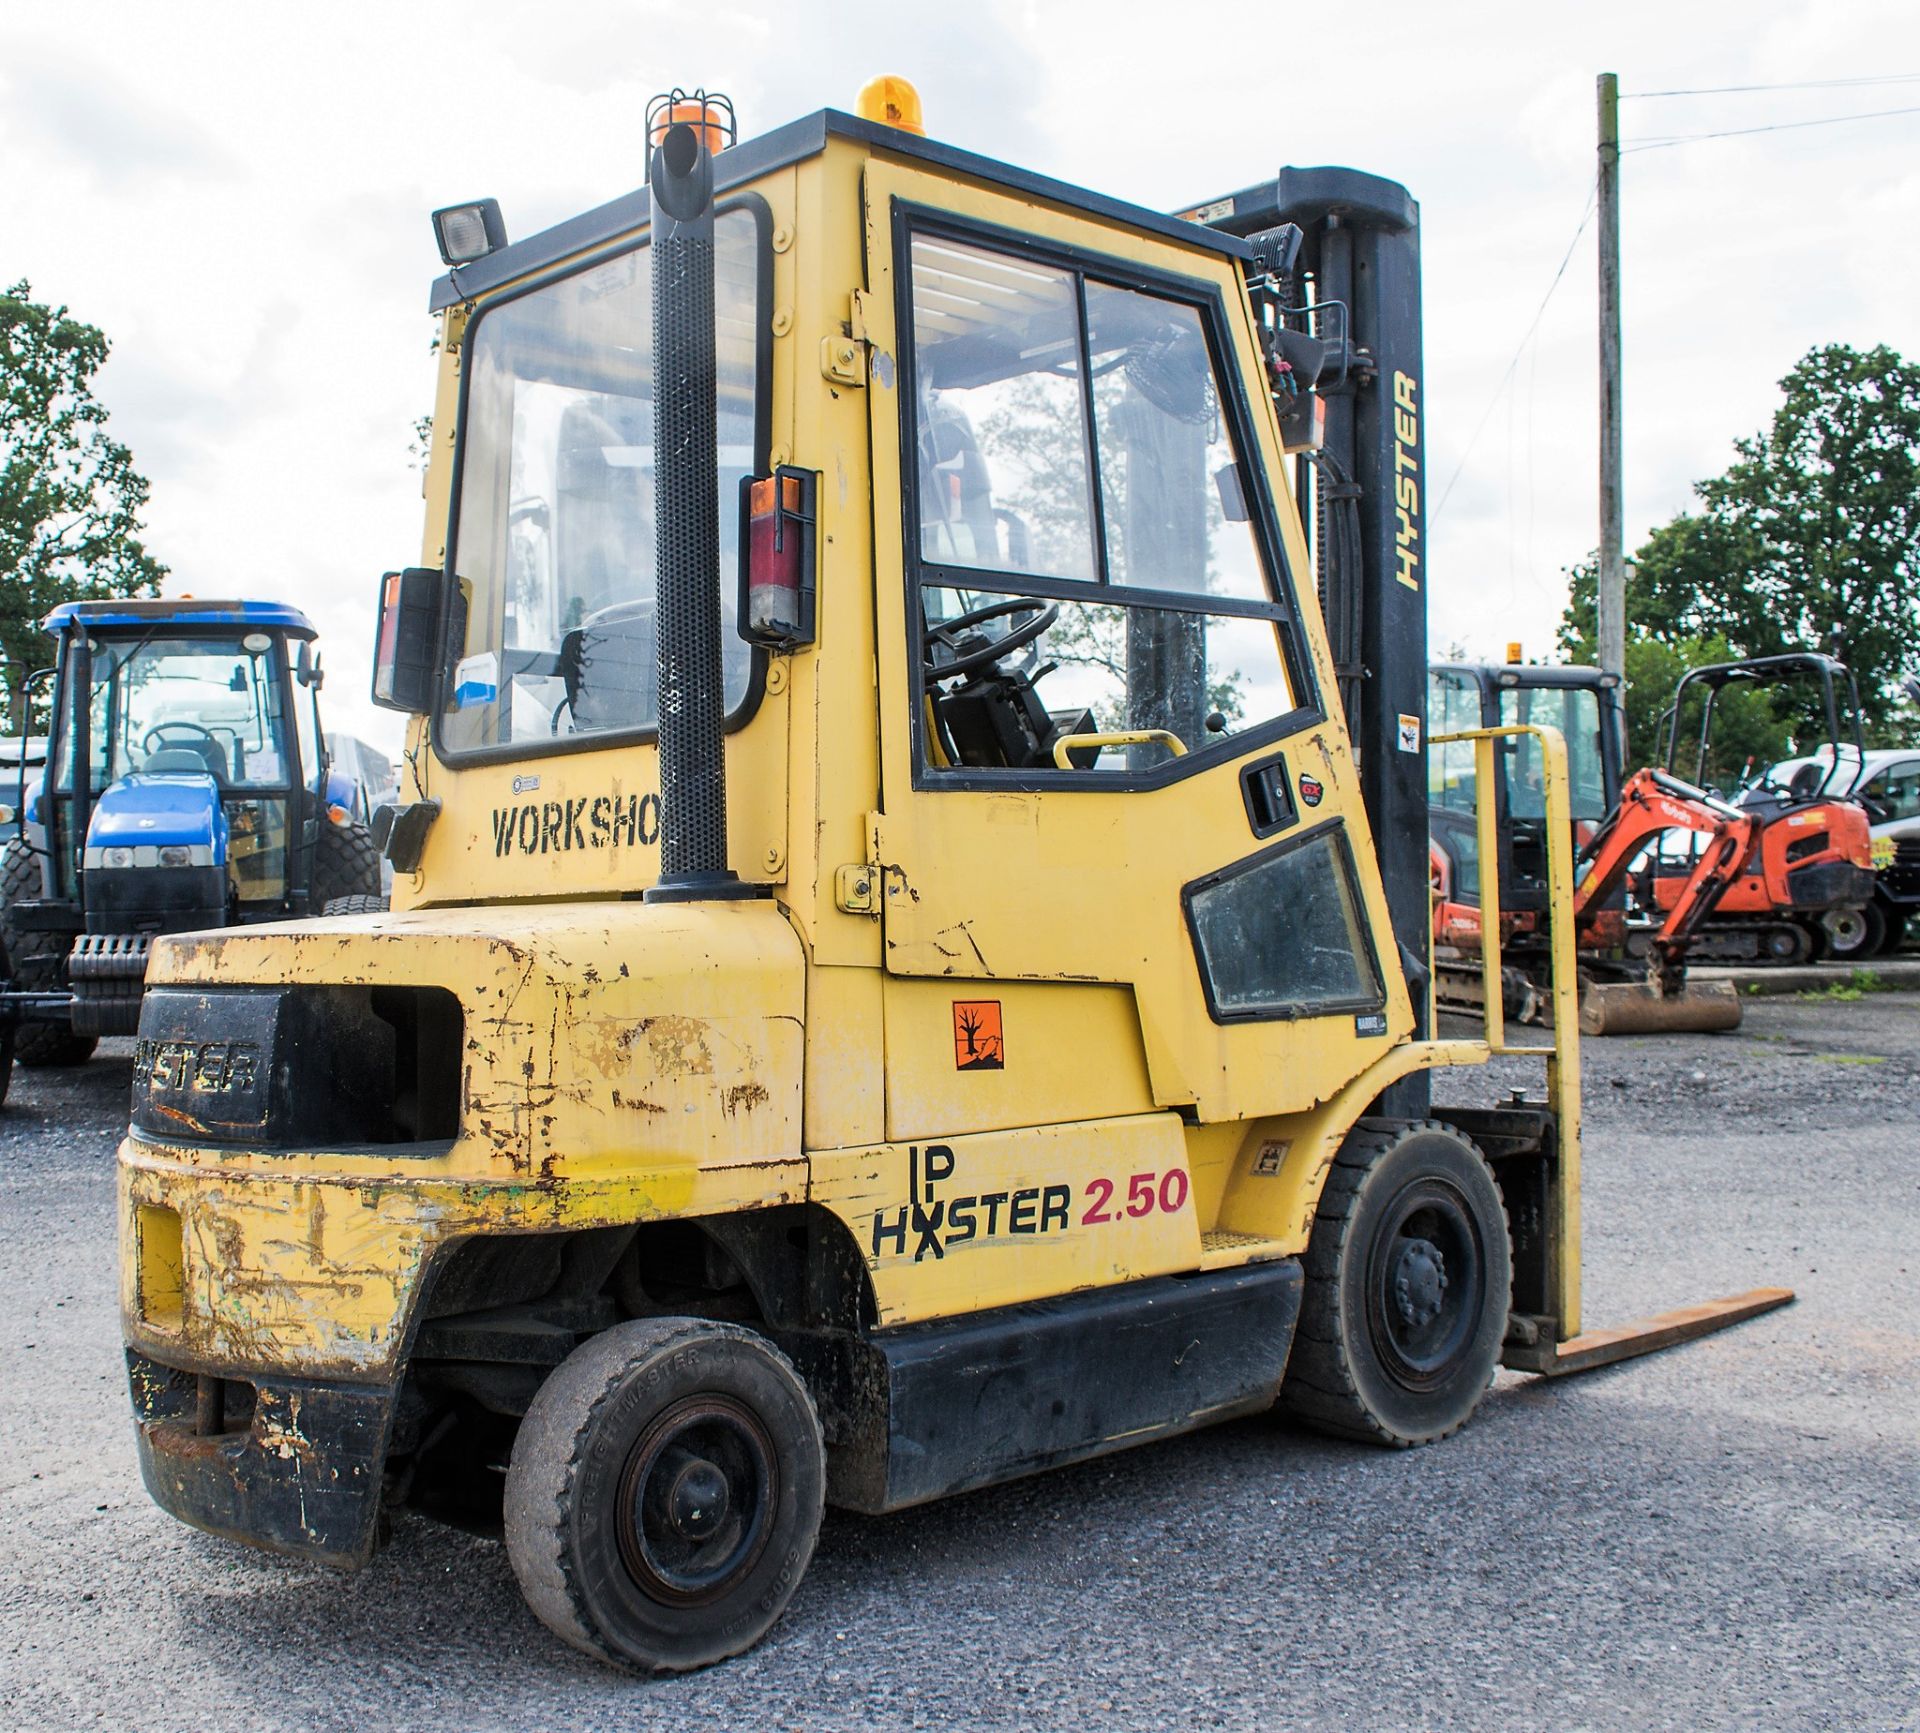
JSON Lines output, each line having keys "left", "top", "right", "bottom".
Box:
{"left": 1394, "top": 1239, "right": 1448, "bottom": 1329}
{"left": 666, "top": 1457, "right": 730, "bottom": 1539}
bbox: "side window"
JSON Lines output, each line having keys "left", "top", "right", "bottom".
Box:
{"left": 906, "top": 227, "right": 1306, "bottom": 779}
{"left": 1427, "top": 671, "right": 1481, "bottom": 816}
{"left": 1879, "top": 763, "right": 1920, "bottom": 820}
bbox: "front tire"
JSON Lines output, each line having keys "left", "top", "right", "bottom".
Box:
{"left": 309, "top": 820, "right": 382, "bottom": 911}
{"left": 1282, "top": 1121, "right": 1512, "bottom": 1447}
{"left": 504, "top": 1318, "right": 825, "bottom": 1674}
{"left": 0, "top": 842, "right": 95, "bottom": 1069}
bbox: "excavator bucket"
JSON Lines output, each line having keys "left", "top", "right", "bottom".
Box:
{"left": 1579, "top": 976, "right": 1743, "bottom": 1036}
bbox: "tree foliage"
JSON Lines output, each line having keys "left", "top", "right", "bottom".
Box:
{"left": 1560, "top": 342, "right": 1920, "bottom": 777}
{"left": 0, "top": 281, "right": 165, "bottom": 725}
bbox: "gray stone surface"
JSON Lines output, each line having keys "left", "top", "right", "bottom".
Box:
{"left": 2, "top": 1001, "right": 1917, "bottom": 1730}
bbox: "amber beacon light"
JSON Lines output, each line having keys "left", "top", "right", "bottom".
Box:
{"left": 855, "top": 74, "right": 925, "bottom": 135}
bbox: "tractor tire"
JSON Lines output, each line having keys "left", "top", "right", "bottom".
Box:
{"left": 310, "top": 820, "right": 382, "bottom": 911}
{"left": 1822, "top": 902, "right": 1885, "bottom": 962}
{"left": 1281, "top": 1120, "right": 1512, "bottom": 1448}
{"left": 0, "top": 934, "right": 16, "bottom": 1107}
{"left": 1877, "top": 908, "right": 1910, "bottom": 957}
{"left": 322, "top": 894, "right": 388, "bottom": 917}
{"left": 0, "top": 843, "right": 95, "bottom": 1069}
{"left": 504, "top": 1318, "right": 825, "bottom": 1674}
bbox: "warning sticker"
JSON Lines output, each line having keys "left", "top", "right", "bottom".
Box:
{"left": 1252, "top": 1139, "right": 1290, "bottom": 1176}
{"left": 952, "top": 1000, "right": 1004, "bottom": 1070}
{"left": 1397, "top": 713, "right": 1421, "bottom": 753}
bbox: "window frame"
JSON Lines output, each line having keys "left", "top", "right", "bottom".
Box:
{"left": 430, "top": 193, "right": 776, "bottom": 771}
{"left": 1180, "top": 819, "right": 1386, "bottom": 1025}
{"left": 892, "top": 201, "right": 1322, "bottom": 795}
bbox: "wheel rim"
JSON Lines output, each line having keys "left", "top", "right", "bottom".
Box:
{"left": 615, "top": 1393, "right": 777, "bottom": 1607}
{"left": 1364, "top": 1178, "right": 1487, "bottom": 1389}
{"left": 1823, "top": 909, "right": 1867, "bottom": 952}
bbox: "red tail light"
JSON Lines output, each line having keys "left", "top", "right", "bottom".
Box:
{"left": 737, "top": 466, "right": 817, "bottom": 650}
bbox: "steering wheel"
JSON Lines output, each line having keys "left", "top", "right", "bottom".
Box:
{"left": 924, "top": 597, "right": 1059, "bottom": 685}
{"left": 142, "top": 721, "right": 219, "bottom": 755}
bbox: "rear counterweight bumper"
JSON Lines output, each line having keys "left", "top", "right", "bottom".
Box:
{"left": 126, "top": 1348, "right": 395, "bottom": 1569}
{"left": 1785, "top": 862, "right": 1876, "bottom": 910}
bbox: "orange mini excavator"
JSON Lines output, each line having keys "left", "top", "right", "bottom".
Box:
{"left": 1429, "top": 660, "right": 1754, "bottom": 1035}
{"left": 1639, "top": 654, "right": 1876, "bottom": 966}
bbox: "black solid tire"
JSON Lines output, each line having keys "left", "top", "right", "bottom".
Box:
{"left": 1823, "top": 901, "right": 1885, "bottom": 961}
{"left": 1282, "top": 1121, "right": 1512, "bottom": 1448}
{"left": 322, "top": 894, "right": 388, "bottom": 916}
{"left": 504, "top": 1318, "right": 825, "bottom": 1674}
{"left": 1876, "top": 906, "right": 1910, "bottom": 957}
{"left": 0, "top": 842, "right": 96, "bottom": 1068}
{"left": 310, "top": 820, "right": 382, "bottom": 910}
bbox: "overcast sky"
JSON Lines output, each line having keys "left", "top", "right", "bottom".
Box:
{"left": 4, "top": 0, "right": 1917, "bottom": 752}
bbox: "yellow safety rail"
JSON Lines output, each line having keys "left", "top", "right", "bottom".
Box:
{"left": 1431, "top": 722, "right": 1583, "bottom": 1335}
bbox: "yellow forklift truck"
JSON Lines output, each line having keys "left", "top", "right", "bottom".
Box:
{"left": 117, "top": 81, "right": 1787, "bottom": 1673}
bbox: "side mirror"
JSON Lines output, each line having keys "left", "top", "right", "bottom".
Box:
{"left": 371, "top": 568, "right": 445, "bottom": 713}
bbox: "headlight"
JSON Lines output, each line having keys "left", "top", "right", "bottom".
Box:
{"left": 158, "top": 845, "right": 194, "bottom": 867}
{"left": 103, "top": 846, "right": 135, "bottom": 869}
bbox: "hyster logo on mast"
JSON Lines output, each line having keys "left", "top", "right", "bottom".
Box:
{"left": 1392, "top": 370, "right": 1420, "bottom": 592}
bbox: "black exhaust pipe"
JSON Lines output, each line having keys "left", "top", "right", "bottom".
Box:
{"left": 644, "top": 99, "right": 759, "bottom": 904}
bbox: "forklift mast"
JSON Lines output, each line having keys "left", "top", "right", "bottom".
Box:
{"left": 1188, "top": 169, "right": 1429, "bottom": 1101}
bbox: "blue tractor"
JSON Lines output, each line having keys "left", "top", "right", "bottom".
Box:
{"left": 0, "top": 599, "right": 383, "bottom": 1082}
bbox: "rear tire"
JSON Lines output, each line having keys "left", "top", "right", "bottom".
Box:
{"left": 1876, "top": 907, "right": 1909, "bottom": 957}
{"left": 309, "top": 821, "right": 382, "bottom": 910}
{"left": 1822, "top": 902, "right": 1884, "bottom": 962}
{"left": 321, "top": 894, "right": 388, "bottom": 916}
{"left": 0, "top": 842, "right": 95, "bottom": 1069}
{"left": 1282, "top": 1121, "right": 1512, "bottom": 1447}
{"left": 504, "top": 1318, "right": 824, "bottom": 1674}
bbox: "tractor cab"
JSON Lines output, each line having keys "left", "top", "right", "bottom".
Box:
{"left": 2, "top": 598, "right": 380, "bottom": 1057}
{"left": 1428, "top": 660, "right": 1622, "bottom": 929}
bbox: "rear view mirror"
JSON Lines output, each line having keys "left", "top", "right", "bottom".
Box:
{"left": 371, "top": 568, "right": 445, "bottom": 713}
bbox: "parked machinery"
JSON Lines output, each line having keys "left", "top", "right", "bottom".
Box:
{"left": 0, "top": 599, "right": 382, "bottom": 1084}
{"left": 1647, "top": 653, "right": 1876, "bottom": 965}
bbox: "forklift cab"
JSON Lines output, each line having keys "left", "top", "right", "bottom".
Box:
{"left": 1429, "top": 661, "right": 1622, "bottom": 921}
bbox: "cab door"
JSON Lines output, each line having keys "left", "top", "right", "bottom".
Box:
{"left": 860, "top": 158, "right": 1412, "bottom": 1142}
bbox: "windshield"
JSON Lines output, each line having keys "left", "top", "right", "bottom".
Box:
{"left": 441, "top": 210, "right": 765, "bottom": 756}
{"left": 1499, "top": 685, "right": 1609, "bottom": 822}
{"left": 56, "top": 632, "right": 291, "bottom": 792}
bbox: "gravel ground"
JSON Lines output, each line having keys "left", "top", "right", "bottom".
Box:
{"left": 2, "top": 1000, "right": 1916, "bottom": 1732}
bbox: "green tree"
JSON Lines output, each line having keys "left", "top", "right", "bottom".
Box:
{"left": 0, "top": 281, "right": 165, "bottom": 727}
{"left": 1560, "top": 341, "right": 1920, "bottom": 771}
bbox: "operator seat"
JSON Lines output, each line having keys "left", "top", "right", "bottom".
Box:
{"left": 144, "top": 742, "right": 230, "bottom": 782}
{"left": 919, "top": 393, "right": 1001, "bottom": 567}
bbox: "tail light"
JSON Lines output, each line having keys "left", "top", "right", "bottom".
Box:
{"left": 737, "top": 466, "right": 818, "bottom": 651}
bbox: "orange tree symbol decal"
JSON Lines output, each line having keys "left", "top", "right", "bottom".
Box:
{"left": 952, "top": 1000, "right": 1004, "bottom": 1070}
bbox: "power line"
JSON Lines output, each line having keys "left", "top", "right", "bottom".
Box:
{"left": 1624, "top": 72, "right": 1920, "bottom": 98}
{"left": 1432, "top": 180, "right": 1598, "bottom": 525}
{"left": 1624, "top": 101, "right": 1920, "bottom": 152}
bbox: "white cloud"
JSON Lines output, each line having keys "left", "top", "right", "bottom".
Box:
{"left": 2, "top": 0, "right": 1917, "bottom": 751}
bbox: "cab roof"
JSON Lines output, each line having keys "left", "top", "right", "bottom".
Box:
{"left": 42, "top": 598, "right": 318, "bottom": 638}
{"left": 430, "top": 107, "right": 1251, "bottom": 314}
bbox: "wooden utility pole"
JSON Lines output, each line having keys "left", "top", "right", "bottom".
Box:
{"left": 1597, "top": 71, "right": 1625, "bottom": 678}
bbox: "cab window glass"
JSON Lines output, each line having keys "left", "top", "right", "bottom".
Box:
{"left": 1428, "top": 671, "right": 1481, "bottom": 816}
{"left": 443, "top": 211, "right": 764, "bottom": 756}
{"left": 1085, "top": 283, "right": 1266, "bottom": 603}
{"left": 906, "top": 227, "right": 1305, "bottom": 778}
{"left": 1500, "top": 686, "right": 1608, "bottom": 822}
{"left": 1874, "top": 762, "right": 1920, "bottom": 820}
{"left": 911, "top": 238, "right": 1093, "bottom": 580}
